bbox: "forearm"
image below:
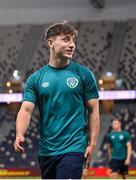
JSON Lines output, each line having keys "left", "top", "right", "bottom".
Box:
{"left": 16, "top": 109, "right": 31, "bottom": 137}
{"left": 126, "top": 144, "right": 132, "bottom": 160}
{"left": 108, "top": 146, "right": 112, "bottom": 159}
{"left": 89, "top": 111, "right": 100, "bottom": 146}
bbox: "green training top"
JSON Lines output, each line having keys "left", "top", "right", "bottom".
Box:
{"left": 108, "top": 130, "right": 131, "bottom": 160}
{"left": 23, "top": 60, "right": 99, "bottom": 156}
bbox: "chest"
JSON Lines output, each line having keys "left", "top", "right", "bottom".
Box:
{"left": 110, "top": 134, "right": 126, "bottom": 144}
{"left": 37, "top": 70, "right": 83, "bottom": 97}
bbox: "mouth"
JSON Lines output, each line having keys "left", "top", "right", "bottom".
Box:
{"left": 65, "top": 50, "right": 74, "bottom": 55}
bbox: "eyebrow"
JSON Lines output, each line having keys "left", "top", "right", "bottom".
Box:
{"left": 62, "top": 35, "right": 76, "bottom": 41}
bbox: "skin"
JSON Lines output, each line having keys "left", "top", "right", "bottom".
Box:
{"left": 14, "top": 33, "right": 100, "bottom": 172}
{"left": 108, "top": 119, "right": 132, "bottom": 179}
{"left": 84, "top": 99, "right": 100, "bottom": 168}
{"left": 47, "top": 33, "right": 76, "bottom": 67}
{"left": 14, "top": 101, "right": 35, "bottom": 152}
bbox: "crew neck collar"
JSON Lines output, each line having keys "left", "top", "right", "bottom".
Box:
{"left": 113, "top": 129, "right": 122, "bottom": 132}
{"left": 48, "top": 60, "right": 72, "bottom": 70}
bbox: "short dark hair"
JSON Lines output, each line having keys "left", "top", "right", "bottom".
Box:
{"left": 112, "top": 117, "right": 121, "bottom": 123}
{"left": 45, "top": 21, "right": 78, "bottom": 40}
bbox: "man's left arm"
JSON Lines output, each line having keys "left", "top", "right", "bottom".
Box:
{"left": 84, "top": 98, "right": 100, "bottom": 168}
{"left": 125, "top": 141, "right": 132, "bottom": 165}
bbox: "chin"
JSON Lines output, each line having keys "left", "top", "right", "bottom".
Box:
{"left": 65, "top": 52, "right": 73, "bottom": 58}
{"left": 67, "top": 56, "right": 72, "bottom": 59}
{"left": 66, "top": 54, "right": 73, "bottom": 59}
{"left": 63, "top": 55, "right": 72, "bottom": 60}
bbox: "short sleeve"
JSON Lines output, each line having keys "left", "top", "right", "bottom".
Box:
{"left": 107, "top": 133, "right": 111, "bottom": 144}
{"left": 125, "top": 132, "right": 131, "bottom": 143}
{"left": 83, "top": 69, "right": 99, "bottom": 100}
{"left": 22, "top": 75, "right": 37, "bottom": 104}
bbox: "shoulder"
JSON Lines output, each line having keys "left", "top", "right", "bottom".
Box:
{"left": 71, "top": 60, "right": 95, "bottom": 78}
{"left": 107, "top": 132, "right": 113, "bottom": 142}
{"left": 27, "top": 65, "right": 48, "bottom": 81}
{"left": 108, "top": 131, "right": 113, "bottom": 138}
{"left": 71, "top": 60, "right": 92, "bottom": 72}
{"left": 122, "top": 130, "right": 130, "bottom": 137}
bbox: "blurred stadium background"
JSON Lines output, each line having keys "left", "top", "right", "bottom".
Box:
{"left": 0, "top": 0, "right": 136, "bottom": 179}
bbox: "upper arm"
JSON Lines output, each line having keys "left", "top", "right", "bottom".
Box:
{"left": 23, "top": 74, "right": 37, "bottom": 104}
{"left": 20, "top": 101, "right": 35, "bottom": 115}
{"left": 107, "top": 134, "right": 112, "bottom": 152}
{"left": 83, "top": 69, "right": 99, "bottom": 101}
{"left": 86, "top": 98, "right": 99, "bottom": 114}
{"left": 126, "top": 141, "right": 132, "bottom": 149}
{"left": 108, "top": 143, "right": 112, "bottom": 150}
{"left": 126, "top": 132, "right": 131, "bottom": 148}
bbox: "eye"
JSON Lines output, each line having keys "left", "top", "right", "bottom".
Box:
{"left": 73, "top": 37, "right": 77, "bottom": 44}
{"left": 62, "top": 35, "right": 76, "bottom": 44}
{"left": 63, "top": 37, "right": 69, "bottom": 42}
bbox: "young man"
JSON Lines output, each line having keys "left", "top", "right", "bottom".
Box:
{"left": 108, "top": 118, "right": 132, "bottom": 179}
{"left": 14, "top": 22, "right": 100, "bottom": 179}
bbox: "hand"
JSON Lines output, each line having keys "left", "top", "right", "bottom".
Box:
{"left": 125, "top": 158, "right": 130, "bottom": 165}
{"left": 14, "top": 135, "right": 25, "bottom": 153}
{"left": 84, "top": 144, "right": 96, "bottom": 168}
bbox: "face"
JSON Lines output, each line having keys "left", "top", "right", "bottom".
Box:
{"left": 112, "top": 120, "right": 121, "bottom": 131}
{"left": 48, "top": 33, "right": 76, "bottom": 59}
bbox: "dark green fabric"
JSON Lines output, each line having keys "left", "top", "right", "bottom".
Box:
{"left": 108, "top": 130, "right": 131, "bottom": 160}
{"left": 23, "top": 60, "right": 99, "bottom": 156}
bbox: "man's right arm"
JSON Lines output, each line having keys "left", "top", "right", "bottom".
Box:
{"left": 108, "top": 143, "right": 112, "bottom": 160}
{"left": 125, "top": 141, "right": 132, "bottom": 165}
{"left": 14, "top": 101, "right": 35, "bottom": 153}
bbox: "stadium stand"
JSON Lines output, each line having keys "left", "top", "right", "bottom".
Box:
{"left": 0, "top": 25, "right": 30, "bottom": 83}
{"left": 74, "top": 21, "right": 114, "bottom": 78}
{"left": 0, "top": 107, "right": 40, "bottom": 168}
{"left": 0, "top": 20, "right": 136, "bottom": 91}
{"left": 118, "top": 20, "right": 136, "bottom": 90}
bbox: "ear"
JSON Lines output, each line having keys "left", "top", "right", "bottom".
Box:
{"left": 47, "top": 38, "right": 54, "bottom": 48}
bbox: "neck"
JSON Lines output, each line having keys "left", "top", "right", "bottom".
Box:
{"left": 49, "top": 55, "right": 70, "bottom": 68}
{"left": 114, "top": 129, "right": 121, "bottom": 132}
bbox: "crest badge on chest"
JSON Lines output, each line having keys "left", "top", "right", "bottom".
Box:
{"left": 119, "top": 135, "right": 124, "bottom": 140}
{"left": 67, "top": 78, "right": 78, "bottom": 88}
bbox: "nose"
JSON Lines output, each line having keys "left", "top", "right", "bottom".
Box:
{"left": 69, "top": 40, "right": 75, "bottom": 50}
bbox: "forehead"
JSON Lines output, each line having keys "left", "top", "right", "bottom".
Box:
{"left": 57, "top": 33, "right": 76, "bottom": 39}
{"left": 112, "top": 120, "right": 120, "bottom": 124}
